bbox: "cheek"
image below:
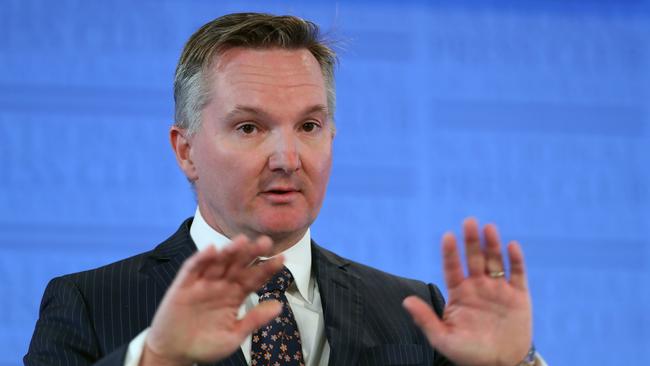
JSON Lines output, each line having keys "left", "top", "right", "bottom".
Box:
{"left": 309, "top": 147, "right": 333, "bottom": 190}
{"left": 195, "top": 145, "right": 241, "bottom": 191}
{"left": 320, "top": 154, "right": 333, "bottom": 183}
{"left": 215, "top": 151, "right": 266, "bottom": 194}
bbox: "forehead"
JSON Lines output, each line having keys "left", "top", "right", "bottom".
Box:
{"left": 214, "top": 47, "right": 323, "bottom": 77}
{"left": 207, "top": 47, "right": 328, "bottom": 109}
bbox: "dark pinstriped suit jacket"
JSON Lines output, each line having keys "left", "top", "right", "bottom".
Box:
{"left": 25, "top": 218, "right": 453, "bottom": 365}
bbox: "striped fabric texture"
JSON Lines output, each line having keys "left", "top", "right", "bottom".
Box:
{"left": 25, "top": 218, "right": 452, "bottom": 365}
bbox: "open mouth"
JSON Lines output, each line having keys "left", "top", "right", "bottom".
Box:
{"left": 266, "top": 189, "right": 297, "bottom": 194}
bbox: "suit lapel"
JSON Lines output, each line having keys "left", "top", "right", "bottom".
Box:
{"left": 312, "top": 242, "right": 364, "bottom": 366}
{"left": 141, "top": 218, "right": 197, "bottom": 293}
{"left": 139, "top": 218, "right": 248, "bottom": 366}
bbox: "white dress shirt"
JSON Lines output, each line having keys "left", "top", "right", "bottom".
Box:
{"left": 123, "top": 208, "right": 546, "bottom": 366}
{"left": 124, "top": 207, "right": 330, "bottom": 366}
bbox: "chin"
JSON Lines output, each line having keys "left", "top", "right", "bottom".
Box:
{"left": 259, "top": 222, "right": 307, "bottom": 237}
{"left": 254, "top": 214, "right": 311, "bottom": 239}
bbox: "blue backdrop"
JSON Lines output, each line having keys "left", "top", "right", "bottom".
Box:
{"left": 1, "top": 1, "right": 649, "bottom": 365}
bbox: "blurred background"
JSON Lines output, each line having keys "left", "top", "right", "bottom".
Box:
{"left": 1, "top": 0, "right": 649, "bottom": 365}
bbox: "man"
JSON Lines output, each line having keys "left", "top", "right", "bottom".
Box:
{"left": 25, "top": 13, "right": 543, "bottom": 366}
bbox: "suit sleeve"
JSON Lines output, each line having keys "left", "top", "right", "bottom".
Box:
{"left": 24, "top": 277, "right": 128, "bottom": 366}
{"left": 428, "top": 284, "right": 455, "bottom": 366}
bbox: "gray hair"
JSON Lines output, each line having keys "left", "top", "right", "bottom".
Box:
{"left": 174, "top": 12, "right": 337, "bottom": 135}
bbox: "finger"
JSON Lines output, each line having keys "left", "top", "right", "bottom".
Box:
{"left": 402, "top": 296, "right": 448, "bottom": 349}
{"left": 238, "top": 256, "right": 285, "bottom": 293}
{"left": 176, "top": 245, "right": 220, "bottom": 287}
{"left": 441, "top": 232, "right": 464, "bottom": 289}
{"left": 507, "top": 241, "right": 528, "bottom": 291}
{"left": 253, "top": 235, "right": 274, "bottom": 257}
{"left": 198, "top": 257, "right": 283, "bottom": 307}
{"left": 484, "top": 223, "right": 505, "bottom": 276}
{"left": 463, "top": 217, "right": 485, "bottom": 277}
{"left": 203, "top": 235, "right": 248, "bottom": 280}
{"left": 233, "top": 300, "right": 283, "bottom": 337}
{"left": 223, "top": 235, "right": 273, "bottom": 280}
{"left": 211, "top": 234, "right": 252, "bottom": 278}
{"left": 208, "top": 256, "right": 285, "bottom": 298}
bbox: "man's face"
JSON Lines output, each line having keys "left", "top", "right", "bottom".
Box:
{"left": 186, "top": 47, "right": 333, "bottom": 246}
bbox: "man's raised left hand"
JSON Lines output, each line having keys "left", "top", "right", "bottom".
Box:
{"left": 403, "top": 218, "right": 533, "bottom": 366}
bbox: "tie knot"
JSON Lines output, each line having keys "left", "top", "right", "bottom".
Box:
{"left": 256, "top": 266, "right": 294, "bottom": 299}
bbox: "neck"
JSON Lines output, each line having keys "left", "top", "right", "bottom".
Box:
{"left": 261, "top": 230, "right": 307, "bottom": 256}
{"left": 196, "top": 206, "right": 306, "bottom": 256}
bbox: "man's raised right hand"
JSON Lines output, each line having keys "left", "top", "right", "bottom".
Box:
{"left": 140, "top": 235, "right": 284, "bottom": 366}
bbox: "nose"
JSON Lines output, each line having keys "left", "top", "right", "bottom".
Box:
{"left": 268, "top": 131, "right": 301, "bottom": 174}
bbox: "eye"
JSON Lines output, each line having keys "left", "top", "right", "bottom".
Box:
{"left": 237, "top": 123, "right": 258, "bottom": 135}
{"left": 301, "top": 121, "right": 321, "bottom": 133}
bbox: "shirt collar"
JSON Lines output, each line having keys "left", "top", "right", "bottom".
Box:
{"left": 189, "top": 207, "right": 313, "bottom": 303}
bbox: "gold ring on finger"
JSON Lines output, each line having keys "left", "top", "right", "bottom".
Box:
{"left": 488, "top": 271, "right": 505, "bottom": 278}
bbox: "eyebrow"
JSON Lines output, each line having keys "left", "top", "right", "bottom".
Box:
{"left": 224, "top": 104, "right": 330, "bottom": 122}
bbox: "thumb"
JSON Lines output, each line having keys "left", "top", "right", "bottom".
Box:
{"left": 402, "top": 296, "right": 448, "bottom": 348}
{"left": 234, "top": 300, "right": 283, "bottom": 337}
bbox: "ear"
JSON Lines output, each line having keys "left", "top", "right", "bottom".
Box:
{"left": 170, "top": 126, "right": 198, "bottom": 182}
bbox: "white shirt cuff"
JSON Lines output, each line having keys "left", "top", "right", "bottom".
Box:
{"left": 124, "top": 327, "right": 150, "bottom": 366}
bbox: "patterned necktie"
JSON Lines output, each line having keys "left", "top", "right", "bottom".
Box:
{"left": 251, "top": 266, "right": 305, "bottom": 366}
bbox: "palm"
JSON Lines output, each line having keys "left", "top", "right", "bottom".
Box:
{"left": 404, "top": 218, "right": 533, "bottom": 366}
{"left": 145, "top": 236, "right": 284, "bottom": 365}
{"left": 169, "top": 278, "right": 248, "bottom": 359}
{"left": 439, "top": 275, "right": 532, "bottom": 365}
